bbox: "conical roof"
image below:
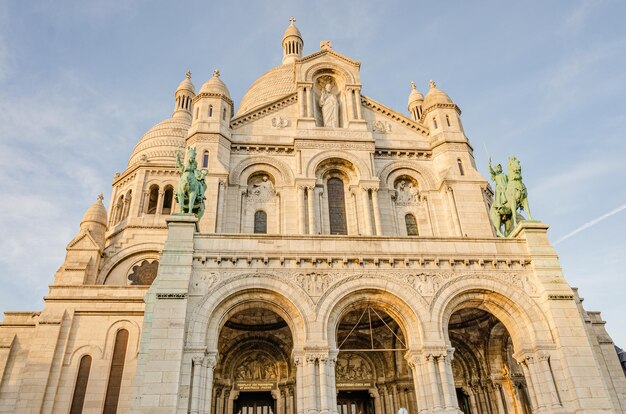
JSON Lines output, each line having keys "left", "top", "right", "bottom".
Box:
{"left": 407, "top": 81, "right": 424, "bottom": 107}
{"left": 199, "top": 69, "right": 231, "bottom": 98}
{"left": 176, "top": 70, "right": 195, "bottom": 94}
{"left": 80, "top": 194, "right": 107, "bottom": 227}
{"left": 423, "top": 80, "right": 453, "bottom": 109}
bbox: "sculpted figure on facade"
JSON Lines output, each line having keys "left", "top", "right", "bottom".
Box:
{"left": 248, "top": 175, "right": 275, "bottom": 202}
{"left": 319, "top": 83, "right": 339, "bottom": 127}
{"left": 394, "top": 179, "right": 419, "bottom": 205}
{"left": 176, "top": 146, "right": 208, "bottom": 219}
{"left": 489, "top": 156, "right": 533, "bottom": 237}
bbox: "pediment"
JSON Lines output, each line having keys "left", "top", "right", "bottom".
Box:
{"left": 361, "top": 95, "right": 430, "bottom": 139}
{"left": 231, "top": 93, "right": 298, "bottom": 131}
{"left": 67, "top": 231, "right": 100, "bottom": 251}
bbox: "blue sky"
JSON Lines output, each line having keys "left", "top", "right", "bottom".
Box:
{"left": 0, "top": 1, "right": 624, "bottom": 347}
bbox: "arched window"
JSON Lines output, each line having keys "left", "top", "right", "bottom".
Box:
{"left": 405, "top": 214, "right": 419, "bottom": 236}
{"left": 195, "top": 107, "right": 199, "bottom": 119}
{"left": 114, "top": 195, "right": 124, "bottom": 224}
{"left": 202, "top": 151, "right": 209, "bottom": 168}
{"left": 457, "top": 158, "right": 465, "bottom": 176}
{"left": 103, "top": 329, "right": 129, "bottom": 414}
{"left": 123, "top": 190, "right": 132, "bottom": 219}
{"left": 433, "top": 117, "right": 438, "bottom": 129}
{"left": 69, "top": 355, "right": 92, "bottom": 414}
{"left": 254, "top": 210, "right": 267, "bottom": 234}
{"left": 208, "top": 105, "right": 213, "bottom": 117}
{"left": 162, "top": 186, "right": 174, "bottom": 215}
{"left": 327, "top": 177, "right": 347, "bottom": 235}
{"left": 147, "top": 185, "right": 159, "bottom": 214}
{"left": 222, "top": 108, "right": 227, "bottom": 120}
{"left": 446, "top": 114, "right": 451, "bottom": 127}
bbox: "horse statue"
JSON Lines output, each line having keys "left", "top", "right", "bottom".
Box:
{"left": 488, "top": 156, "right": 533, "bottom": 237}
{"left": 175, "top": 146, "right": 208, "bottom": 219}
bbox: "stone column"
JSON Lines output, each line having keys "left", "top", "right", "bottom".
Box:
{"left": 405, "top": 352, "right": 428, "bottom": 414}
{"left": 328, "top": 352, "right": 338, "bottom": 414}
{"left": 307, "top": 88, "right": 315, "bottom": 118}
{"left": 426, "top": 354, "right": 443, "bottom": 410}
{"left": 319, "top": 356, "right": 329, "bottom": 414}
{"left": 299, "top": 88, "right": 306, "bottom": 117}
{"left": 156, "top": 190, "right": 164, "bottom": 215}
{"left": 537, "top": 352, "right": 561, "bottom": 409}
{"left": 519, "top": 357, "right": 543, "bottom": 411}
{"left": 306, "top": 354, "right": 318, "bottom": 414}
{"left": 354, "top": 89, "right": 363, "bottom": 120}
{"left": 360, "top": 188, "right": 373, "bottom": 235}
{"left": 298, "top": 186, "right": 307, "bottom": 235}
{"left": 190, "top": 355, "right": 204, "bottom": 414}
{"left": 203, "top": 353, "right": 217, "bottom": 414}
{"left": 437, "top": 354, "right": 456, "bottom": 410}
{"left": 307, "top": 186, "right": 316, "bottom": 235}
{"left": 345, "top": 88, "right": 354, "bottom": 120}
{"left": 371, "top": 188, "right": 383, "bottom": 235}
{"left": 295, "top": 354, "right": 305, "bottom": 414}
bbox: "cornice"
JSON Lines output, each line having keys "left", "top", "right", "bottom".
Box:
{"left": 231, "top": 93, "right": 297, "bottom": 128}
{"left": 361, "top": 95, "right": 430, "bottom": 136}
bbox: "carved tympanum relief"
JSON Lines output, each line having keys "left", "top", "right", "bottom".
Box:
{"left": 393, "top": 178, "right": 420, "bottom": 205}
{"left": 372, "top": 120, "right": 392, "bottom": 133}
{"left": 247, "top": 175, "right": 275, "bottom": 202}
{"left": 127, "top": 260, "right": 159, "bottom": 285}
{"left": 235, "top": 352, "right": 278, "bottom": 381}
{"left": 336, "top": 353, "right": 374, "bottom": 381}
{"left": 271, "top": 117, "right": 289, "bottom": 128}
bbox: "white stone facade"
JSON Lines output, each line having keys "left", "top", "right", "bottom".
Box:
{"left": 1, "top": 20, "right": 624, "bottom": 414}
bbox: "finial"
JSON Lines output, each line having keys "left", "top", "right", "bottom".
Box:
{"left": 186, "top": 70, "right": 191, "bottom": 79}
{"left": 213, "top": 69, "right": 220, "bottom": 77}
{"left": 97, "top": 193, "right": 104, "bottom": 202}
{"left": 429, "top": 79, "right": 436, "bottom": 88}
{"left": 320, "top": 40, "right": 332, "bottom": 50}
{"left": 410, "top": 81, "right": 416, "bottom": 90}
{"left": 289, "top": 17, "right": 296, "bottom": 25}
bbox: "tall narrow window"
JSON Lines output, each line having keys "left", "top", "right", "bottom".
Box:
{"left": 123, "top": 190, "right": 132, "bottom": 219}
{"left": 195, "top": 107, "right": 199, "bottom": 119}
{"left": 254, "top": 210, "right": 267, "bottom": 234}
{"left": 405, "top": 214, "right": 419, "bottom": 236}
{"left": 457, "top": 159, "right": 465, "bottom": 176}
{"left": 208, "top": 105, "right": 213, "bottom": 117}
{"left": 202, "top": 151, "right": 209, "bottom": 168}
{"left": 446, "top": 114, "right": 451, "bottom": 127}
{"left": 327, "top": 178, "right": 347, "bottom": 235}
{"left": 115, "top": 195, "right": 124, "bottom": 224}
{"left": 222, "top": 108, "right": 226, "bottom": 120}
{"left": 147, "top": 185, "right": 159, "bottom": 214}
{"left": 103, "top": 329, "right": 129, "bottom": 414}
{"left": 70, "top": 355, "right": 92, "bottom": 414}
{"left": 162, "top": 187, "right": 174, "bottom": 215}
{"left": 433, "top": 117, "right": 438, "bottom": 129}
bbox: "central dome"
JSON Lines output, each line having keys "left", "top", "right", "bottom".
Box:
{"left": 236, "top": 64, "right": 296, "bottom": 117}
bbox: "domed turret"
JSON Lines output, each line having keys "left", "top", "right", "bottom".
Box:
{"left": 407, "top": 81, "right": 424, "bottom": 121}
{"left": 282, "top": 17, "right": 303, "bottom": 65}
{"left": 80, "top": 193, "right": 108, "bottom": 248}
{"left": 423, "top": 80, "right": 453, "bottom": 110}
{"left": 199, "top": 69, "right": 231, "bottom": 97}
{"left": 173, "top": 70, "right": 196, "bottom": 120}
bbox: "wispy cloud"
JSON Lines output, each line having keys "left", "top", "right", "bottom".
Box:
{"left": 554, "top": 203, "right": 626, "bottom": 245}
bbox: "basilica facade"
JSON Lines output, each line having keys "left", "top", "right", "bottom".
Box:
{"left": 1, "top": 20, "right": 624, "bottom": 414}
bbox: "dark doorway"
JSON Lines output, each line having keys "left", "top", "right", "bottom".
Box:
{"left": 337, "top": 391, "right": 374, "bottom": 414}
{"left": 235, "top": 392, "right": 275, "bottom": 414}
{"left": 456, "top": 388, "right": 471, "bottom": 413}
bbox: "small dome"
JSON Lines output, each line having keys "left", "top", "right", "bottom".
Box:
{"left": 423, "top": 80, "right": 453, "bottom": 109}
{"left": 128, "top": 117, "right": 191, "bottom": 166}
{"left": 407, "top": 81, "right": 424, "bottom": 107}
{"left": 176, "top": 70, "right": 195, "bottom": 94}
{"left": 80, "top": 194, "right": 108, "bottom": 228}
{"left": 283, "top": 18, "right": 302, "bottom": 40}
{"left": 199, "top": 69, "right": 231, "bottom": 98}
{"left": 236, "top": 64, "right": 295, "bottom": 116}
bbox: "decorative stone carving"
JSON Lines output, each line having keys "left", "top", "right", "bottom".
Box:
{"left": 394, "top": 179, "right": 419, "bottom": 205}
{"left": 295, "top": 272, "right": 333, "bottom": 296}
{"left": 335, "top": 353, "right": 374, "bottom": 380}
{"left": 271, "top": 116, "right": 289, "bottom": 128}
{"left": 372, "top": 120, "right": 392, "bottom": 133}
{"left": 247, "top": 175, "right": 275, "bottom": 202}
{"left": 319, "top": 82, "right": 338, "bottom": 127}
{"left": 235, "top": 352, "right": 278, "bottom": 380}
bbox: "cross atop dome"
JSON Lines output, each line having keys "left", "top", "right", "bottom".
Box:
{"left": 213, "top": 69, "right": 220, "bottom": 77}
{"left": 411, "top": 81, "right": 416, "bottom": 90}
{"left": 282, "top": 17, "right": 303, "bottom": 65}
{"left": 289, "top": 17, "right": 296, "bottom": 25}
{"left": 429, "top": 79, "right": 436, "bottom": 88}
{"left": 186, "top": 70, "right": 191, "bottom": 79}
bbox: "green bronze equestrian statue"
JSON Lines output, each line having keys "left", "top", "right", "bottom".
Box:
{"left": 175, "top": 146, "right": 208, "bottom": 220}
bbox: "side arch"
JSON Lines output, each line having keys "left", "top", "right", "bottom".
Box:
{"left": 432, "top": 277, "right": 554, "bottom": 352}
{"left": 230, "top": 156, "right": 295, "bottom": 187}
{"left": 306, "top": 150, "right": 372, "bottom": 180}
{"left": 303, "top": 62, "right": 357, "bottom": 85}
{"left": 186, "top": 275, "right": 314, "bottom": 350}
{"left": 378, "top": 160, "right": 437, "bottom": 190}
